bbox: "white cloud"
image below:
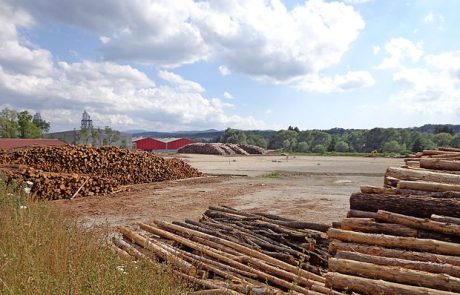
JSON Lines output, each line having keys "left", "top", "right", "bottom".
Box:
{"left": 223, "top": 91, "right": 233, "bottom": 99}
{"left": 11, "top": 0, "right": 365, "bottom": 82}
{"left": 0, "top": 4, "right": 264, "bottom": 131}
{"left": 424, "top": 12, "right": 445, "bottom": 25}
{"left": 378, "top": 38, "right": 423, "bottom": 69}
{"left": 297, "top": 71, "right": 375, "bottom": 93}
{"left": 99, "top": 36, "right": 110, "bottom": 44}
{"left": 388, "top": 51, "right": 460, "bottom": 115}
{"left": 219, "top": 65, "right": 231, "bottom": 76}
{"left": 265, "top": 109, "right": 272, "bottom": 115}
{"left": 342, "top": 0, "right": 373, "bottom": 4}
{"left": 372, "top": 45, "right": 380, "bottom": 55}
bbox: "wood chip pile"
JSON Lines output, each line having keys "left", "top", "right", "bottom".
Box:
{"left": 178, "top": 143, "right": 266, "bottom": 155}
{"left": 0, "top": 145, "right": 201, "bottom": 200}
{"left": 114, "top": 206, "right": 338, "bottom": 294}
{"left": 326, "top": 147, "right": 460, "bottom": 294}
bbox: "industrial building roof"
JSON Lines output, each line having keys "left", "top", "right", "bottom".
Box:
{"left": 0, "top": 138, "right": 65, "bottom": 149}
{"left": 133, "top": 137, "right": 183, "bottom": 143}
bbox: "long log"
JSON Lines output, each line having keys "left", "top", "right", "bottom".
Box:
{"left": 329, "top": 240, "right": 460, "bottom": 267}
{"left": 327, "top": 228, "right": 460, "bottom": 256}
{"left": 346, "top": 209, "right": 377, "bottom": 219}
{"left": 398, "top": 180, "right": 460, "bottom": 192}
{"left": 118, "top": 227, "right": 196, "bottom": 276}
{"left": 361, "top": 185, "right": 460, "bottom": 198}
{"left": 421, "top": 158, "right": 460, "bottom": 171}
{"left": 325, "top": 272, "right": 457, "bottom": 295}
{"left": 336, "top": 250, "right": 460, "bottom": 278}
{"left": 386, "top": 167, "right": 460, "bottom": 184}
{"left": 139, "top": 222, "right": 325, "bottom": 292}
{"left": 431, "top": 214, "right": 460, "bottom": 225}
{"left": 340, "top": 218, "right": 417, "bottom": 237}
{"left": 152, "top": 220, "right": 325, "bottom": 283}
{"left": 350, "top": 193, "right": 460, "bottom": 218}
{"left": 376, "top": 210, "right": 460, "bottom": 237}
{"left": 188, "top": 290, "right": 244, "bottom": 295}
{"left": 329, "top": 258, "right": 460, "bottom": 292}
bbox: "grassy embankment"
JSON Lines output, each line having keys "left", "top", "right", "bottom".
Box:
{"left": 0, "top": 179, "right": 188, "bottom": 295}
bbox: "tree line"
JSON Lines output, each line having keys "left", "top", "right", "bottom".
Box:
{"left": 0, "top": 108, "right": 50, "bottom": 138}
{"left": 217, "top": 126, "right": 460, "bottom": 154}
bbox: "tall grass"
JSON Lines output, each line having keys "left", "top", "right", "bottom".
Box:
{"left": 0, "top": 179, "right": 188, "bottom": 295}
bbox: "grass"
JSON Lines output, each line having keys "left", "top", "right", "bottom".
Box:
{"left": 0, "top": 178, "right": 188, "bottom": 295}
{"left": 261, "top": 172, "right": 283, "bottom": 178}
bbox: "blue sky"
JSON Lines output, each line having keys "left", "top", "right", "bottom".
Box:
{"left": 1, "top": 0, "right": 459, "bottom": 132}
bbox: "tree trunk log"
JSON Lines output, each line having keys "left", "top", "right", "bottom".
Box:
{"left": 398, "top": 180, "right": 460, "bottom": 192}
{"left": 421, "top": 158, "right": 460, "bottom": 171}
{"left": 431, "top": 214, "right": 460, "bottom": 225}
{"left": 376, "top": 210, "right": 460, "bottom": 237}
{"left": 327, "top": 228, "right": 460, "bottom": 256}
{"left": 347, "top": 209, "right": 377, "bottom": 219}
{"left": 329, "top": 258, "right": 460, "bottom": 292}
{"left": 336, "top": 250, "right": 460, "bottom": 278}
{"left": 350, "top": 193, "right": 460, "bottom": 218}
{"left": 325, "top": 272, "right": 456, "bottom": 295}
{"left": 386, "top": 167, "right": 460, "bottom": 184}
{"left": 340, "top": 218, "right": 418, "bottom": 237}
{"left": 328, "top": 240, "right": 460, "bottom": 267}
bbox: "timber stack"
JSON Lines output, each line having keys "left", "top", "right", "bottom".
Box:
{"left": 114, "top": 206, "right": 337, "bottom": 294}
{"left": 0, "top": 145, "right": 201, "bottom": 200}
{"left": 178, "top": 143, "right": 266, "bottom": 155}
{"left": 326, "top": 147, "right": 460, "bottom": 294}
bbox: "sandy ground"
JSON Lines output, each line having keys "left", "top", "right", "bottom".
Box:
{"left": 53, "top": 155, "right": 403, "bottom": 226}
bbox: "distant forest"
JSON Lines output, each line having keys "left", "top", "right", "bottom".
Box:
{"left": 215, "top": 125, "right": 460, "bottom": 154}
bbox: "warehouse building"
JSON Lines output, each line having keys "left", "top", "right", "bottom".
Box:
{"left": 133, "top": 137, "right": 194, "bottom": 152}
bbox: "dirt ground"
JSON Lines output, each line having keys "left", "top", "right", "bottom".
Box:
{"left": 53, "top": 155, "right": 403, "bottom": 226}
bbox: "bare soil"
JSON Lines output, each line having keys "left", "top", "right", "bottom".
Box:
{"left": 53, "top": 155, "right": 403, "bottom": 226}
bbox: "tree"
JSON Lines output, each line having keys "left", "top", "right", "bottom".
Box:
{"left": 296, "top": 141, "right": 309, "bottom": 153}
{"left": 219, "top": 128, "right": 247, "bottom": 144}
{"left": 312, "top": 144, "right": 326, "bottom": 154}
{"left": 32, "top": 113, "right": 50, "bottom": 133}
{"left": 434, "top": 125, "right": 455, "bottom": 135}
{"left": 451, "top": 135, "right": 460, "bottom": 148}
{"left": 335, "top": 141, "right": 349, "bottom": 152}
{"left": 79, "top": 128, "right": 91, "bottom": 144}
{"left": 268, "top": 130, "right": 298, "bottom": 149}
{"left": 383, "top": 140, "right": 402, "bottom": 154}
{"left": 0, "top": 108, "right": 18, "bottom": 137}
{"left": 433, "top": 132, "right": 453, "bottom": 147}
{"left": 310, "top": 131, "right": 331, "bottom": 148}
{"left": 17, "top": 111, "right": 41, "bottom": 138}
{"left": 412, "top": 136, "right": 436, "bottom": 152}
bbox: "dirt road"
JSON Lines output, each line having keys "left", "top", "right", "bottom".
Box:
{"left": 53, "top": 155, "right": 403, "bottom": 226}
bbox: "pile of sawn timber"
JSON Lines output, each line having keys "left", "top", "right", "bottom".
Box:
{"left": 113, "top": 206, "right": 338, "bottom": 294}
{"left": 178, "top": 143, "right": 266, "bottom": 155}
{"left": 0, "top": 145, "right": 201, "bottom": 200}
{"left": 326, "top": 147, "right": 460, "bottom": 294}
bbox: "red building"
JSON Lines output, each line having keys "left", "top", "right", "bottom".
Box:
{"left": 0, "top": 138, "right": 65, "bottom": 149}
{"left": 133, "top": 137, "right": 194, "bottom": 152}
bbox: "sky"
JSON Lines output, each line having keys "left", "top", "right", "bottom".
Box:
{"left": 0, "top": 0, "right": 459, "bottom": 132}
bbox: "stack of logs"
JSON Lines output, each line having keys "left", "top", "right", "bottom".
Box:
{"left": 326, "top": 147, "right": 460, "bottom": 294}
{"left": 178, "top": 143, "right": 266, "bottom": 156}
{"left": 0, "top": 145, "right": 201, "bottom": 200}
{"left": 350, "top": 147, "right": 460, "bottom": 218}
{"left": 114, "top": 206, "right": 338, "bottom": 294}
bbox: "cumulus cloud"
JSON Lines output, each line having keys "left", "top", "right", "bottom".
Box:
{"left": 296, "top": 71, "right": 375, "bottom": 93}
{"left": 424, "top": 12, "right": 445, "bottom": 25}
{"left": 11, "top": 0, "right": 365, "bottom": 83}
{"left": 223, "top": 91, "right": 233, "bottom": 99}
{"left": 378, "top": 38, "right": 423, "bottom": 69}
{"left": 0, "top": 4, "right": 264, "bottom": 131}
{"left": 377, "top": 38, "right": 460, "bottom": 115}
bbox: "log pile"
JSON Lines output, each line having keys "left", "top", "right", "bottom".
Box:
{"left": 0, "top": 145, "right": 201, "bottom": 200}
{"left": 114, "top": 206, "right": 337, "bottom": 294}
{"left": 326, "top": 147, "right": 460, "bottom": 294}
{"left": 178, "top": 143, "right": 266, "bottom": 155}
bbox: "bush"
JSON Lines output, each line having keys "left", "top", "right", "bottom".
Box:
{"left": 296, "top": 141, "right": 310, "bottom": 152}
{"left": 312, "top": 144, "right": 327, "bottom": 154}
{"left": 0, "top": 179, "right": 187, "bottom": 295}
{"left": 334, "top": 141, "right": 349, "bottom": 152}
{"left": 383, "top": 140, "right": 402, "bottom": 154}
